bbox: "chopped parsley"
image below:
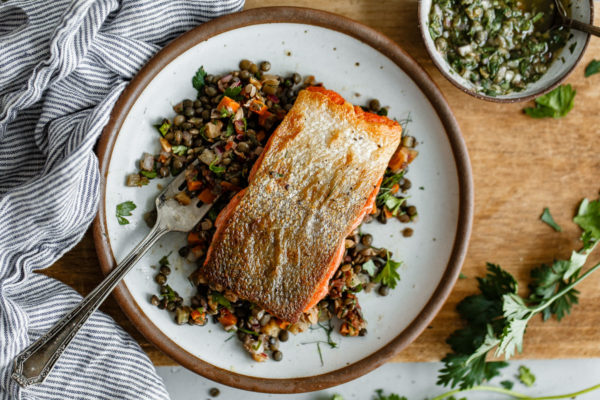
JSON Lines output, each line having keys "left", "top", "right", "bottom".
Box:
{"left": 209, "top": 159, "right": 226, "bottom": 174}
{"left": 523, "top": 84, "right": 576, "bottom": 119}
{"left": 500, "top": 380, "right": 514, "bottom": 390}
{"left": 374, "top": 389, "right": 407, "bottom": 400}
{"left": 584, "top": 59, "right": 600, "bottom": 77}
{"left": 517, "top": 365, "right": 535, "bottom": 387}
{"left": 540, "top": 207, "right": 561, "bottom": 232}
{"left": 154, "top": 120, "right": 171, "bottom": 137}
{"left": 374, "top": 252, "right": 402, "bottom": 289}
{"left": 171, "top": 145, "right": 188, "bottom": 156}
{"left": 140, "top": 170, "right": 157, "bottom": 179}
{"left": 192, "top": 66, "right": 207, "bottom": 92}
{"left": 223, "top": 86, "right": 242, "bottom": 100}
{"left": 116, "top": 201, "right": 136, "bottom": 225}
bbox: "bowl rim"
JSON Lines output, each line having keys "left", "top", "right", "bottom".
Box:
{"left": 93, "top": 6, "right": 474, "bottom": 393}
{"left": 417, "top": 0, "right": 595, "bottom": 103}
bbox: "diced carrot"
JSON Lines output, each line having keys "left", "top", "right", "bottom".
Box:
{"left": 218, "top": 308, "right": 237, "bottom": 327}
{"left": 388, "top": 147, "right": 418, "bottom": 172}
{"left": 220, "top": 181, "right": 241, "bottom": 192}
{"left": 390, "top": 183, "right": 400, "bottom": 195}
{"left": 225, "top": 141, "right": 235, "bottom": 151}
{"left": 187, "top": 180, "right": 203, "bottom": 192}
{"left": 258, "top": 110, "right": 274, "bottom": 127}
{"left": 339, "top": 322, "right": 350, "bottom": 336}
{"left": 190, "top": 309, "right": 206, "bottom": 324}
{"left": 217, "top": 96, "right": 240, "bottom": 114}
{"left": 198, "top": 188, "right": 218, "bottom": 204}
{"left": 249, "top": 99, "right": 268, "bottom": 115}
{"left": 275, "top": 318, "right": 290, "bottom": 330}
{"left": 159, "top": 137, "right": 172, "bottom": 152}
{"left": 383, "top": 207, "right": 394, "bottom": 219}
{"left": 187, "top": 231, "right": 203, "bottom": 245}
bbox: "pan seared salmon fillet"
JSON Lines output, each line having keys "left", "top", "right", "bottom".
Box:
{"left": 203, "top": 87, "right": 402, "bottom": 322}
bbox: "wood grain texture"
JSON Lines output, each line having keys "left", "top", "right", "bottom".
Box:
{"left": 42, "top": 0, "right": 600, "bottom": 366}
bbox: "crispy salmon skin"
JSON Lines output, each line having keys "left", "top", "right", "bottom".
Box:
{"left": 203, "top": 87, "right": 402, "bottom": 322}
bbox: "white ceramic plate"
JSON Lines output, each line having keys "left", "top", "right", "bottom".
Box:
{"left": 95, "top": 8, "right": 473, "bottom": 393}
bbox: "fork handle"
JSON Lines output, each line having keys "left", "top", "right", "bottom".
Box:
{"left": 12, "top": 223, "right": 169, "bottom": 388}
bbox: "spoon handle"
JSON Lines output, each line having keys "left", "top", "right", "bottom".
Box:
{"left": 567, "top": 18, "right": 600, "bottom": 38}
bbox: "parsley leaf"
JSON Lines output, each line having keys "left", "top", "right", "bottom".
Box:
{"left": 540, "top": 207, "right": 561, "bottom": 231}
{"left": 116, "top": 201, "right": 136, "bottom": 225}
{"left": 374, "top": 252, "right": 402, "bottom": 289}
{"left": 225, "top": 121, "right": 234, "bottom": 137}
{"left": 223, "top": 86, "right": 242, "bottom": 100}
{"left": 585, "top": 59, "right": 600, "bottom": 77}
{"left": 517, "top": 365, "right": 536, "bottom": 387}
{"left": 159, "top": 252, "right": 172, "bottom": 267}
{"left": 374, "top": 389, "right": 407, "bottom": 400}
{"left": 171, "top": 145, "right": 188, "bottom": 156}
{"left": 192, "top": 66, "right": 207, "bottom": 92}
{"left": 330, "top": 395, "right": 344, "bottom": 400}
{"left": 209, "top": 159, "right": 226, "bottom": 174}
{"left": 160, "top": 285, "right": 177, "bottom": 302}
{"left": 361, "top": 259, "right": 377, "bottom": 277}
{"left": 154, "top": 121, "right": 171, "bottom": 137}
{"left": 140, "top": 170, "right": 157, "bottom": 179}
{"left": 500, "top": 380, "right": 514, "bottom": 390}
{"left": 210, "top": 291, "right": 232, "bottom": 311}
{"left": 573, "top": 198, "right": 600, "bottom": 239}
{"left": 523, "top": 84, "right": 576, "bottom": 119}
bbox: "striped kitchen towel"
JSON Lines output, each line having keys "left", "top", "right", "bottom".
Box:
{"left": 0, "top": 0, "right": 244, "bottom": 399}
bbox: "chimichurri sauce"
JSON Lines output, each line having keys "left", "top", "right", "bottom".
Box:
{"left": 428, "top": 0, "right": 570, "bottom": 96}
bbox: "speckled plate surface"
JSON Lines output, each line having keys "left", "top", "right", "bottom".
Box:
{"left": 94, "top": 7, "right": 473, "bottom": 393}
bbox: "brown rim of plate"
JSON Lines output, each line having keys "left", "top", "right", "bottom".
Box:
{"left": 93, "top": 6, "right": 474, "bottom": 394}
{"left": 417, "top": 0, "right": 594, "bottom": 103}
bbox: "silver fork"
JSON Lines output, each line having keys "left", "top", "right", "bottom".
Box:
{"left": 553, "top": 0, "right": 600, "bottom": 37}
{"left": 12, "top": 160, "right": 214, "bottom": 387}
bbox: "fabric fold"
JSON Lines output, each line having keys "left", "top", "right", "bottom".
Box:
{"left": 0, "top": 0, "right": 244, "bottom": 399}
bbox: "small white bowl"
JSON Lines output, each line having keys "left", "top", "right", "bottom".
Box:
{"left": 418, "top": 0, "right": 594, "bottom": 102}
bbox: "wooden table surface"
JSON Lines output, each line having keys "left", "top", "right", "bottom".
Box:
{"left": 44, "top": 0, "right": 600, "bottom": 365}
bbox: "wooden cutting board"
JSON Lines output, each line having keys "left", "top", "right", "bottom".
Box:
{"left": 43, "top": 0, "right": 600, "bottom": 365}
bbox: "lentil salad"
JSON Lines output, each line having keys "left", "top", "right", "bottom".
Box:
{"left": 127, "top": 60, "right": 419, "bottom": 362}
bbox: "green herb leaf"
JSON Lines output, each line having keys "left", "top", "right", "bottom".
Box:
{"left": 140, "top": 170, "right": 157, "bottom": 179}
{"left": 362, "top": 259, "right": 377, "bottom": 277}
{"left": 523, "top": 84, "right": 576, "bottom": 119}
{"left": 540, "top": 207, "right": 562, "bottom": 232}
{"left": 171, "top": 145, "right": 188, "bottom": 156}
{"left": 116, "top": 201, "right": 136, "bottom": 225}
{"left": 384, "top": 195, "right": 405, "bottom": 216}
{"left": 517, "top": 365, "right": 536, "bottom": 387}
{"left": 224, "top": 86, "right": 242, "bottom": 100}
{"left": 374, "top": 389, "right": 407, "bottom": 400}
{"left": 459, "top": 272, "right": 467, "bottom": 279}
{"left": 210, "top": 291, "right": 232, "bottom": 311}
{"left": 584, "top": 59, "right": 600, "bottom": 77}
{"left": 225, "top": 121, "right": 234, "bottom": 137}
{"left": 154, "top": 121, "right": 171, "bottom": 137}
{"left": 192, "top": 66, "right": 207, "bottom": 92}
{"left": 374, "top": 252, "right": 402, "bottom": 289}
{"left": 159, "top": 252, "right": 172, "bottom": 267}
{"left": 573, "top": 198, "right": 600, "bottom": 239}
{"left": 161, "top": 285, "right": 176, "bottom": 302}
{"left": 331, "top": 395, "right": 344, "bottom": 400}
{"left": 500, "top": 380, "right": 514, "bottom": 390}
{"left": 209, "top": 159, "right": 226, "bottom": 174}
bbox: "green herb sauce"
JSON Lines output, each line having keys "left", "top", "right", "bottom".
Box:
{"left": 428, "top": 0, "right": 570, "bottom": 96}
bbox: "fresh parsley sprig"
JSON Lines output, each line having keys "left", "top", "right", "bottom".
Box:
{"left": 523, "top": 84, "right": 576, "bottom": 119}
{"left": 438, "top": 197, "right": 600, "bottom": 390}
{"left": 116, "top": 201, "right": 136, "bottom": 225}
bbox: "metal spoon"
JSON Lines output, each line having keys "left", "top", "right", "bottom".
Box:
{"left": 553, "top": 0, "right": 600, "bottom": 37}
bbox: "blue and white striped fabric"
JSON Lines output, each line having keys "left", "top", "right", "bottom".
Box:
{"left": 0, "top": 0, "right": 244, "bottom": 399}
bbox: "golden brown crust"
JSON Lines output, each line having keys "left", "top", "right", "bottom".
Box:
{"left": 203, "top": 89, "right": 402, "bottom": 322}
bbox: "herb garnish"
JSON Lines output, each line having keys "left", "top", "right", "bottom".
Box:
{"left": 374, "top": 252, "right": 402, "bottom": 289}
{"left": 209, "top": 159, "right": 226, "bottom": 174}
{"left": 140, "top": 170, "right": 157, "bottom": 179}
{"left": 161, "top": 285, "right": 176, "bottom": 302}
{"left": 159, "top": 252, "right": 171, "bottom": 267}
{"left": 154, "top": 120, "right": 170, "bottom": 137}
{"left": 116, "top": 201, "right": 136, "bottom": 225}
{"left": 210, "top": 291, "right": 233, "bottom": 311}
{"left": 438, "top": 197, "right": 600, "bottom": 390}
{"left": 523, "top": 84, "right": 576, "bottom": 119}
{"left": 192, "top": 66, "right": 207, "bottom": 92}
{"left": 517, "top": 365, "right": 535, "bottom": 387}
{"left": 584, "top": 59, "right": 600, "bottom": 77}
{"left": 362, "top": 259, "right": 377, "bottom": 277}
{"left": 500, "top": 380, "right": 514, "bottom": 390}
{"left": 171, "top": 145, "right": 188, "bottom": 156}
{"left": 540, "top": 207, "right": 561, "bottom": 232}
{"left": 224, "top": 86, "right": 242, "bottom": 100}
